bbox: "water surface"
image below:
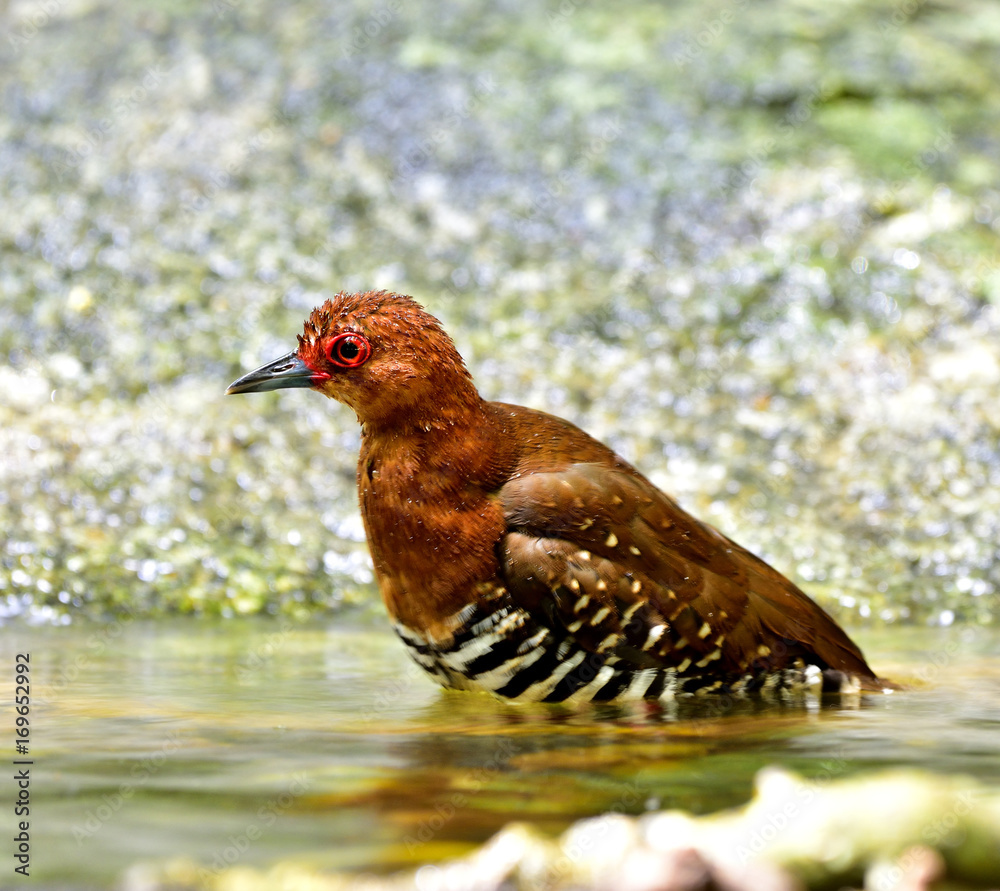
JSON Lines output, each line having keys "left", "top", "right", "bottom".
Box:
{"left": 5, "top": 619, "right": 998, "bottom": 887}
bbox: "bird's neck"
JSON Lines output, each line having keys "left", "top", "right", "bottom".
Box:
{"left": 357, "top": 399, "right": 517, "bottom": 638}
{"left": 359, "top": 396, "right": 512, "bottom": 494}
{"left": 359, "top": 397, "right": 484, "bottom": 440}
{"left": 355, "top": 369, "right": 486, "bottom": 435}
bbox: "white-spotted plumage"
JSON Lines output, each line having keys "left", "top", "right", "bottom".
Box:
{"left": 230, "top": 292, "right": 885, "bottom": 705}
{"left": 643, "top": 624, "right": 667, "bottom": 650}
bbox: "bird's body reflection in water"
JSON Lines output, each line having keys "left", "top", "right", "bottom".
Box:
{"left": 331, "top": 684, "right": 889, "bottom": 872}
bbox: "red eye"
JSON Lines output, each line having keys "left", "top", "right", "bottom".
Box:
{"left": 327, "top": 333, "right": 372, "bottom": 368}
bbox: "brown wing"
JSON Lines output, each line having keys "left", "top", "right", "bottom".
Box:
{"left": 497, "top": 462, "right": 880, "bottom": 687}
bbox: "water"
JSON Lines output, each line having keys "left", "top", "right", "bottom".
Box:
{"left": 4, "top": 619, "right": 998, "bottom": 887}
{"left": 3, "top": 0, "right": 1000, "bottom": 631}
{"left": 2, "top": 0, "right": 999, "bottom": 885}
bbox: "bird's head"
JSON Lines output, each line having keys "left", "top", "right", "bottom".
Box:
{"left": 226, "top": 291, "right": 480, "bottom": 429}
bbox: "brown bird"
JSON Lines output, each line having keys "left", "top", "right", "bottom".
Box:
{"left": 227, "top": 290, "right": 888, "bottom": 702}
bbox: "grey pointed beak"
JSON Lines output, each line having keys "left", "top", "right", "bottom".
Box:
{"left": 226, "top": 351, "right": 315, "bottom": 395}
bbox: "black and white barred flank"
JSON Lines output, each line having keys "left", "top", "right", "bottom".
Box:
{"left": 392, "top": 591, "right": 861, "bottom": 705}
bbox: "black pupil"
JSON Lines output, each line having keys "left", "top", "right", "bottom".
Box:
{"left": 339, "top": 339, "right": 360, "bottom": 361}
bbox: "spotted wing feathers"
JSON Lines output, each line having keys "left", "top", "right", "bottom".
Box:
{"left": 498, "top": 463, "right": 879, "bottom": 688}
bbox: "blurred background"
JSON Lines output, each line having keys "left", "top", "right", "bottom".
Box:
{"left": 2, "top": 0, "right": 999, "bottom": 626}
{"left": 2, "top": 0, "right": 1000, "bottom": 887}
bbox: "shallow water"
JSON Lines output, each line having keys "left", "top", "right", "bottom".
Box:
{"left": 4, "top": 619, "right": 998, "bottom": 887}
{"left": 3, "top": 1, "right": 999, "bottom": 885}
{"left": 3, "top": 0, "right": 1000, "bottom": 630}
